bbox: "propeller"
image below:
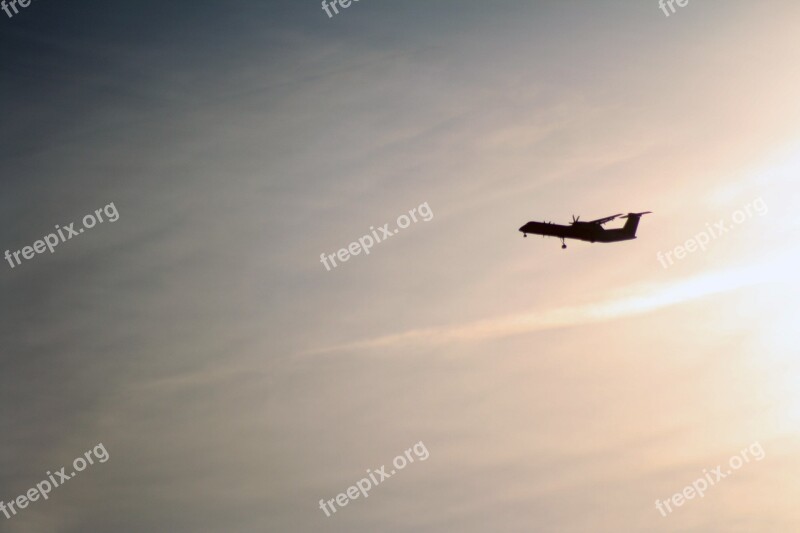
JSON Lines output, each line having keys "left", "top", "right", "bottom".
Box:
{"left": 571, "top": 215, "right": 580, "bottom": 223}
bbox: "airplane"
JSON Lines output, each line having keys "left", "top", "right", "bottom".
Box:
{"left": 519, "top": 212, "right": 652, "bottom": 249}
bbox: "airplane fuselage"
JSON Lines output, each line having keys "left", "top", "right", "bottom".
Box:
{"left": 518, "top": 212, "right": 650, "bottom": 248}
{"left": 518, "top": 221, "right": 637, "bottom": 243}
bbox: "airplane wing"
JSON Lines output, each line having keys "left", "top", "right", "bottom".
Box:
{"left": 588, "top": 213, "right": 623, "bottom": 225}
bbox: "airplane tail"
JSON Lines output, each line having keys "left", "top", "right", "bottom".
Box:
{"left": 621, "top": 212, "right": 652, "bottom": 237}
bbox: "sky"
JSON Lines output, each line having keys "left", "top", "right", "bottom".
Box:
{"left": 1, "top": 1, "right": 800, "bottom": 531}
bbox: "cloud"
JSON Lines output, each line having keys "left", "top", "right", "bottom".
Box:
{"left": 305, "top": 263, "right": 774, "bottom": 355}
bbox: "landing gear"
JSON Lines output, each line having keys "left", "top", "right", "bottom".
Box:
{"left": 560, "top": 238, "right": 567, "bottom": 249}
{"left": 523, "top": 233, "right": 527, "bottom": 238}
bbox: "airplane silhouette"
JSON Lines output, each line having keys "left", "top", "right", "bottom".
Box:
{"left": 519, "top": 212, "right": 652, "bottom": 249}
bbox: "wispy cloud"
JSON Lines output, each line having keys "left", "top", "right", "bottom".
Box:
{"left": 306, "top": 263, "right": 776, "bottom": 355}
